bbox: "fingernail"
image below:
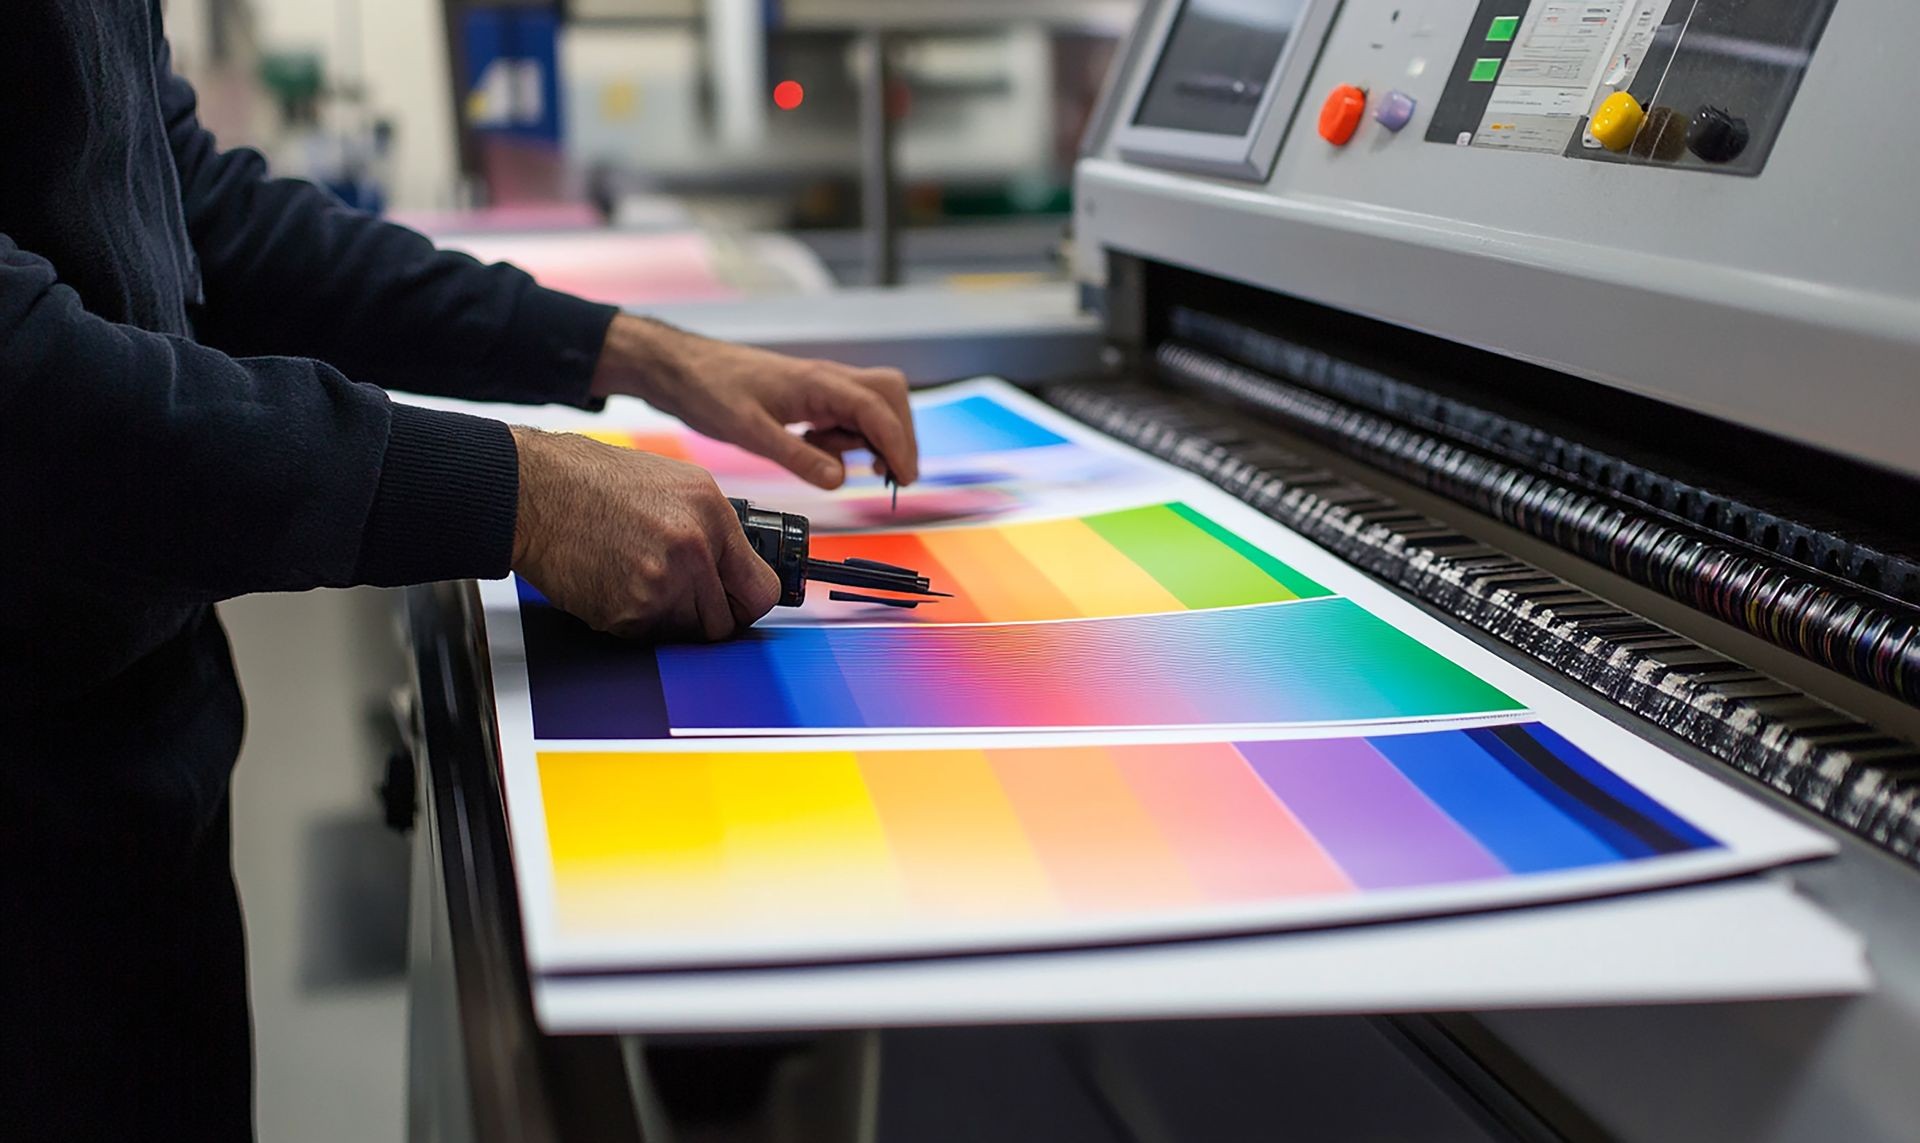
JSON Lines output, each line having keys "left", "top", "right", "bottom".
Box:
{"left": 817, "top": 460, "right": 840, "bottom": 482}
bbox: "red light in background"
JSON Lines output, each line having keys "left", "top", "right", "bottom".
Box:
{"left": 773, "top": 80, "right": 805, "bottom": 111}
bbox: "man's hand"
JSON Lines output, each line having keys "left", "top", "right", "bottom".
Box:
{"left": 588, "top": 315, "right": 919, "bottom": 491}
{"left": 510, "top": 427, "right": 782, "bottom": 641}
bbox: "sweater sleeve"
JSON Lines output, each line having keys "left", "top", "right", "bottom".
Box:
{"left": 157, "top": 41, "right": 618, "bottom": 409}
{"left": 0, "top": 231, "right": 520, "bottom": 604}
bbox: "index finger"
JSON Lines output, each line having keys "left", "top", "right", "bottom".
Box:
{"left": 838, "top": 373, "right": 919, "bottom": 485}
{"left": 854, "top": 368, "right": 916, "bottom": 483}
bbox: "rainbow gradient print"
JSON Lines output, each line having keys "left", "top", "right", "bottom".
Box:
{"left": 574, "top": 394, "right": 1115, "bottom": 530}
{"left": 802, "top": 502, "right": 1330, "bottom": 623}
{"left": 578, "top": 393, "right": 1069, "bottom": 472}
{"left": 514, "top": 490, "right": 1522, "bottom": 737}
{"left": 538, "top": 724, "right": 1720, "bottom": 957}
{"left": 517, "top": 582, "right": 1523, "bottom": 738}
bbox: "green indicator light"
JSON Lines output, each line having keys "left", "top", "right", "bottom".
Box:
{"left": 1487, "top": 16, "right": 1520, "bottom": 41}
{"left": 1470, "top": 57, "right": 1502, "bottom": 83}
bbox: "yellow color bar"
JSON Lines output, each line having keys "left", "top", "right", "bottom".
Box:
{"left": 997, "top": 517, "right": 1188, "bottom": 618}
{"left": 543, "top": 752, "right": 719, "bottom": 867}
{"left": 540, "top": 751, "right": 730, "bottom": 932}
{"left": 707, "top": 752, "right": 905, "bottom": 922}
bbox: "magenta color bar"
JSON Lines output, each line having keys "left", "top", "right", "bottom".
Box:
{"left": 1236, "top": 738, "right": 1506, "bottom": 889}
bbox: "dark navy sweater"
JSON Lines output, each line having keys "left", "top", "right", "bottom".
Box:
{"left": 1, "top": 2, "right": 616, "bottom": 857}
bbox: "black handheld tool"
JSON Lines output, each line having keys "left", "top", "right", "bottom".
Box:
{"left": 730, "top": 498, "right": 948, "bottom": 608}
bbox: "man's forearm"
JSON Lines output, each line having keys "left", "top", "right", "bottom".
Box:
{"left": 0, "top": 227, "right": 515, "bottom": 604}
{"left": 588, "top": 314, "right": 720, "bottom": 405}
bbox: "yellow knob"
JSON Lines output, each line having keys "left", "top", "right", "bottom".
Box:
{"left": 1590, "top": 92, "right": 1645, "bottom": 153}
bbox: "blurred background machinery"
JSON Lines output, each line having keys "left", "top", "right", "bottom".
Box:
{"left": 163, "top": 0, "right": 1136, "bottom": 297}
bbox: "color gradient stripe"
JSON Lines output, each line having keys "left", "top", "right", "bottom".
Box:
{"left": 906, "top": 395, "right": 1069, "bottom": 455}
{"left": 572, "top": 393, "right": 1069, "bottom": 476}
{"left": 989, "top": 746, "right": 1203, "bottom": 911}
{"left": 537, "top": 726, "right": 1721, "bottom": 938}
{"left": 1239, "top": 738, "right": 1507, "bottom": 889}
{"left": 856, "top": 750, "right": 1054, "bottom": 917}
{"left": 809, "top": 503, "right": 1330, "bottom": 623}
{"left": 1366, "top": 730, "right": 1619, "bottom": 873}
{"left": 654, "top": 599, "right": 1522, "bottom": 735}
{"left": 1106, "top": 743, "right": 1353, "bottom": 898}
{"left": 515, "top": 590, "right": 1521, "bottom": 740}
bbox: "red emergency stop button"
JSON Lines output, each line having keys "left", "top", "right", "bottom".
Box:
{"left": 1318, "top": 84, "right": 1368, "bottom": 146}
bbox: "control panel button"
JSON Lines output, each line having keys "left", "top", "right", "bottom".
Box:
{"left": 1374, "top": 90, "right": 1417, "bottom": 133}
{"left": 1589, "top": 92, "right": 1645, "bottom": 153}
{"left": 1687, "top": 105, "right": 1751, "bottom": 163}
{"left": 1318, "top": 84, "right": 1368, "bottom": 146}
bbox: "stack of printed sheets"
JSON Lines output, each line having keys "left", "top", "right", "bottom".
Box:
{"left": 453, "top": 379, "right": 1861, "bottom": 1031}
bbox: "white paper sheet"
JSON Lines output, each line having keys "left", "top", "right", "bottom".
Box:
{"left": 532, "top": 876, "right": 1868, "bottom": 1033}
{"left": 433, "top": 379, "right": 1838, "bottom": 979}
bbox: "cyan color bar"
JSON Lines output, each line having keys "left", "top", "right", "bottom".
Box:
{"left": 917, "top": 396, "right": 1069, "bottom": 456}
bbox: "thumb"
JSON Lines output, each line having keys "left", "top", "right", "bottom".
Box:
{"left": 751, "top": 418, "right": 847, "bottom": 489}
{"left": 719, "top": 523, "right": 783, "bottom": 625}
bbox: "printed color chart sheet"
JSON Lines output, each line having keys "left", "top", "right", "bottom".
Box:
{"left": 477, "top": 379, "right": 1830, "bottom": 972}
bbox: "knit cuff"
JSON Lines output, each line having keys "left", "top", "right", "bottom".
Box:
{"left": 354, "top": 403, "right": 520, "bottom": 585}
{"left": 496, "top": 283, "right": 619, "bottom": 410}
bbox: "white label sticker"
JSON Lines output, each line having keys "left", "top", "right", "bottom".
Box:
{"left": 1471, "top": 1, "right": 1673, "bottom": 154}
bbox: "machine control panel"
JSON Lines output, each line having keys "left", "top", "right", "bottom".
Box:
{"left": 1108, "top": 0, "right": 1835, "bottom": 179}
{"left": 1422, "top": 0, "right": 1837, "bottom": 176}
{"left": 1078, "top": 0, "right": 1917, "bottom": 480}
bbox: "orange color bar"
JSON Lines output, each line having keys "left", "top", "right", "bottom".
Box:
{"left": 1110, "top": 744, "right": 1355, "bottom": 901}
{"left": 809, "top": 532, "right": 984, "bottom": 622}
{"left": 918, "top": 525, "right": 1074, "bottom": 623}
{"left": 988, "top": 747, "right": 1199, "bottom": 911}
{"left": 857, "top": 750, "right": 1053, "bottom": 917}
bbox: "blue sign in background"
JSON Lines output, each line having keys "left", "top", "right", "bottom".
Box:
{"left": 461, "top": 8, "right": 562, "bottom": 144}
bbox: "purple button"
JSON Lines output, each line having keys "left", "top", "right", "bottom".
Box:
{"left": 1375, "top": 90, "right": 1417, "bottom": 132}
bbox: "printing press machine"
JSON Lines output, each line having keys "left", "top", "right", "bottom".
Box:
{"left": 398, "top": 1, "right": 1920, "bottom": 1139}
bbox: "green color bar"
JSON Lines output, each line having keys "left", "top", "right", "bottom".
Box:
{"left": 1086, "top": 504, "right": 1293, "bottom": 610}
{"left": 1487, "top": 16, "right": 1519, "bottom": 42}
{"left": 1470, "top": 57, "right": 1502, "bottom": 83}
{"left": 1083, "top": 503, "right": 1328, "bottom": 611}
{"left": 1165, "top": 503, "right": 1331, "bottom": 600}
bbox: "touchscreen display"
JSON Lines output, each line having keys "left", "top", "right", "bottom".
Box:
{"left": 1132, "top": 0, "right": 1308, "bottom": 136}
